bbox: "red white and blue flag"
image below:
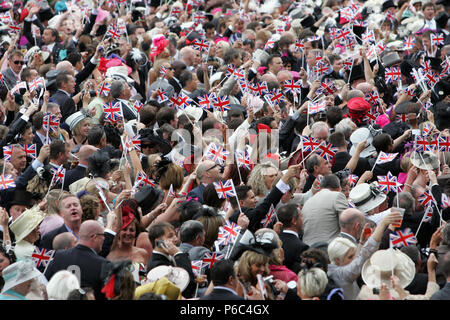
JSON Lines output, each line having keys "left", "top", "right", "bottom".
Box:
{"left": 191, "top": 260, "right": 205, "bottom": 276}
{"left": 205, "top": 143, "right": 229, "bottom": 166}
{"left": 217, "top": 220, "right": 241, "bottom": 246}
{"left": 319, "top": 79, "right": 337, "bottom": 95}
{"left": 385, "top": 66, "right": 401, "bottom": 83}
{"left": 42, "top": 113, "right": 60, "bottom": 132}
{"left": 214, "top": 179, "right": 237, "bottom": 199}
{"left": 134, "top": 171, "right": 156, "bottom": 189}
{"left": 376, "top": 151, "right": 398, "bottom": 164}
{"left": 198, "top": 93, "right": 215, "bottom": 110}
{"left": 442, "top": 193, "right": 450, "bottom": 209}
{"left": 283, "top": 79, "right": 301, "bottom": 95}
{"left": 438, "top": 135, "right": 450, "bottom": 152}
{"left": 390, "top": 228, "right": 417, "bottom": 248}
{"left": 431, "top": 33, "right": 445, "bottom": 46}
{"left": 249, "top": 81, "right": 269, "bottom": 96}
{"left": 235, "top": 149, "right": 252, "bottom": 170}
{"left": 314, "top": 62, "right": 332, "bottom": 77}
{"left": 261, "top": 204, "right": 277, "bottom": 228}
{"left": 103, "top": 102, "right": 123, "bottom": 123}
{"left": 301, "top": 136, "right": 320, "bottom": 152}
{"left": 28, "top": 77, "right": 44, "bottom": 92}
{"left": 418, "top": 190, "right": 434, "bottom": 208}
{"left": 377, "top": 171, "right": 400, "bottom": 193}
{"left": 308, "top": 101, "right": 327, "bottom": 115}
{"left": 0, "top": 175, "right": 15, "bottom": 190}
{"left": 213, "top": 96, "right": 230, "bottom": 112}
{"left": 348, "top": 174, "right": 359, "bottom": 188}
{"left": 97, "top": 81, "right": 111, "bottom": 97}
{"left": 193, "top": 39, "right": 210, "bottom": 53}
{"left": 51, "top": 165, "right": 65, "bottom": 185}
{"left": 315, "top": 142, "right": 338, "bottom": 162}
{"left": 32, "top": 247, "right": 54, "bottom": 268}
{"left": 202, "top": 252, "right": 225, "bottom": 269}
{"left": 155, "top": 89, "right": 168, "bottom": 103}
{"left": 267, "top": 89, "right": 285, "bottom": 105}
{"left": 132, "top": 100, "right": 143, "bottom": 113}
{"left": 20, "top": 144, "right": 36, "bottom": 159}
{"left": 422, "top": 205, "right": 433, "bottom": 223}
{"left": 3, "top": 145, "right": 12, "bottom": 162}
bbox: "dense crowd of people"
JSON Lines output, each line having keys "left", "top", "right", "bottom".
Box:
{"left": 0, "top": 0, "right": 449, "bottom": 301}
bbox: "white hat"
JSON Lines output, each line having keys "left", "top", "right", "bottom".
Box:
{"left": 1, "top": 259, "right": 42, "bottom": 293}
{"left": 362, "top": 249, "right": 415, "bottom": 289}
{"left": 349, "top": 128, "right": 376, "bottom": 158}
{"left": 209, "top": 72, "right": 223, "bottom": 87}
{"left": 106, "top": 66, "right": 134, "bottom": 85}
{"left": 177, "top": 105, "right": 203, "bottom": 122}
{"left": 9, "top": 206, "right": 45, "bottom": 243}
{"left": 65, "top": 111, "right": 89, "bottom": 131}
{"left": 349, "top": 183, "right": 387, "bottom": 214}
{"left": 25, "top": 46, "right": 51, "bottom": 64}
{"left": 146, "top": 266, "right": 190, "bottom": 292}
{"left": 410, "top": 151, "right": 440, "bottom": 171}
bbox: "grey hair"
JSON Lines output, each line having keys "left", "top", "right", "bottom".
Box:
{"left": 320, "top": 174, "right": 340, "bottom": 189}
{"left": 110, "top": 80, "right": 126, "bottom": 99}
{"left": 442, "top": 223, "right": 450, "bottom": 246}
{"left": 395, "top": 192, "right": 415, "bottom": 216}
{"left": 311, "top": 121, "right": 329, "bottom": 137}
{"left": 335, "top": 118, "right": 356, "bottom": 140}
{"left": 242, "top": 29, "right": 256, "bottom": 41}
{"left": 305, "top": 154, "right": 321, "bottom": 174}
{"left": 347, "top": 89, "right": 364, "bottom": 100}
{"left": 297, "top": 267, "right": 328, "bottom": 298}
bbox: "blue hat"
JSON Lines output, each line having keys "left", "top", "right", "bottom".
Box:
{"left": 54, "top": 1, "right": 67, "bottom": 13}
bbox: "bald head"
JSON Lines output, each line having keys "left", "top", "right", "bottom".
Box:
{"left": 261, "top": 74, "right": 277, "bottom": 84}
{"left": 180, "top": 47, "right": 195, "bottom": 66}
{"left": 196, "top": 160, "right": 216, "bottom": 181}
{"left": 53, "top": 232, "right": 77, "bottom": 250}
{"left": 347, "top": 89, "right": 364, "bottom": 100}
{"left": 77, "top": 145, "right": 98, "bottom": 164}
{"left": 355, "top": 82, "right": 373, "bottom": 94}
{"left": 79, "top": 220, "right": 103, "bottom": 241}
{"left": 56, "top": 61, "right": 75, "bottom": 76}
{"left": 339, "top": 208, "right": 365, "bottom": 239}
{"left": 277, "top": 70, "right": 292, "bottom": 84}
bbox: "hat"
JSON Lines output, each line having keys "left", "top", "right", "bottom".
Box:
{"left": 400, "top": 60, "right": 416, "bottom": 77}
{"left": 348, "top": 64, "right": 365, "bottom": 84}
{"left": 151, "top": 34, "right": 169, "bottom": 61}
{"left": 381, "top": 0, "right": 396, "bottom": 12}
{"left": 362, "top": 249, "right": 415, "bottom": 289}
{"left": 349, "top": 127, "right": 376, "bottom": 158}
{"left": 300, "top": 15, "right": 316, "bottom": 28}
{"left": 135, "top": 276, "right": 181, "bottom": 300}
{"left": 7, "top": 189, "right": 33, "bottom": 210}
{"left": 121, "top": 203, "right": 136, "bottom": 230}
{"left": 382, "top": 51, "right": 402, "bottom": 67}
{"left": 106, "top": 66, "right": 134, "bottom": 85}
{"left": 145, "top": 266, "right": 190, "bottom": 293}
{"left": 24, "top": 46, "right": 50, "bottom": 64}
{"left": 402, "top": 17, "right": 424, "bottom": 34}
{"left": 1, "top": 259, "right": 42, "bottom": 293}
{"left": 65, "top": 110, "right": 89, "bottom": 131}
{"left": 231, "top": 229, "right": 279, "bottom": 260}
{"left": 435, "top": 11, "right": 449, "bottom": 29}
{"left": 349, "top": 183, "right": 387, "bottom": 213}
{"left": 209, "top": 72, "right": 223, "bottom": 87}
{"left": 134, "top": 185, "right": 164, "bottom": 215}
{"left": 177, "top": 105, "right": 203, "bottom": 122}
{"left": 410, "top": 151, "right": 440, "bottom": 170}
{"left": 10, "top": 206, "right": 45, "bottom": 242}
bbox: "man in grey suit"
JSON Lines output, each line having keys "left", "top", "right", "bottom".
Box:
{"left": 302, "top": 174, "right": 349, "bottom": 246}
{"left": 147, "top": 61, "right": 175, "bottom": 102}
{"left": 2, "top": 50, "right": 24, "bottom": 90}
{"left": 336, "top": 208, "right": 366, "bottom": 245}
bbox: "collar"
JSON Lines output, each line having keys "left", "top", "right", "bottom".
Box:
{"left": 78, "top": 163, "right": 88, "bottom": 169}
{"left": 36, "top": 131, "right": 50, "bottom": 143}
{"left": 340, "top": 232, "right": 357, "bottom": 243}
{"left": 181, "top": 88, "right": 192, "bottom": 95}
{"left": 213, "top": 286, "right": 239, "bottom": 296}
{"left": 282, "top": 230, "right": 299, "bottom": 238}
{"left": 49, "top": 162, "right": 60, "bottom": 169}
{"left": 58, "top": 89, "right": 71, "bottom": 97}
{"left": 64, "top": 224, "right": 79, "bottom": 240}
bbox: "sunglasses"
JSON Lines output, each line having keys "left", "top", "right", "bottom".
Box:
{"left": 13, "top": 60, "right": 24, "bottom": 65}
{"left": 142, "top": 144, "right": 155, "bottom": 149}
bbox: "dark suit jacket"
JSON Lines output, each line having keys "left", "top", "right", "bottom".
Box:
{"left": 64, "top": 165, "right": 87, "bottom": 191}
{"left": 147, "top": 251, "right": 196, "bottom": 298}
{"left": 332, "top": 151, "right": 371, "bottom": 177}
{"left": 187, "top": 184, "right": 206, "bottom": 204}
{"left": 230, "top": 184, "right": 284, "bottom": 233}
{"left": 168, "top": 77, "right": 182, "bottom": 94}
{"left": 279, "top": 231, "right": 309, "bottom": 274}
{"left": 431, "top": 282, "right": 450, "bottom": 300}
{"left": 40, "top": 224, "right": 114, "bottom": 258}
{"left": 50, "top": 90, "right": 76, "bottom": 122}
{"left": 200, "top": 287, "right": 244, "bottom": 300}
{"left": 44, "top": 244, "right": 111, "bottom": 300}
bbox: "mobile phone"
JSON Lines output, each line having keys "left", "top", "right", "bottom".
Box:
{"left": 372, "top": 287, "right": 379, "bottom": 295}
{"left": 156, "top": 240, "right": 167, "bottom": 249}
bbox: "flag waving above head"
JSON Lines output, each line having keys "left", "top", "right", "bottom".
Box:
{"left": 217, "top": 220, "right": 242, "bottom": 246}
{"left": 214, "top": 179, "right": 237, "bottom": 199}
{"left": 348, "top": 174, "right": 358, "bottom": 188}
{"left": 235, "top": 149, "right": 252, "bottom": 170}
{"left": 418, "top": 190, "right": 434, "bottom": 208}
{"left": 307, "top": 101, "right": 327, "bottom": 115}
{"left": 315, "top": 142, "right": 338, "bottom": 162}
{"left": 439, "top": 135, "right": 450, "bottom": 152}
{"left": 3, "top": 145, "right": 12, "bottom": 162}
{"left": 205, "top": 143, "right": 229, "bottom": 166}
{"left": 20, "top": 144, "right": 36, "bottom": 159}
{"left": 32, "top": 247, "right": 54, "bottom": 268}
{"left": 213, "top": 96, "right": 230, "bottom": 112}
{"left": 97, "top": 81, "right": 111, "bottom": 97}
{"left": 377, "top": 171, "right": 401, "bottom": 193}
{"left": 376, "top": 151, "right": 398, "bottom": 164}
{"left": 155, "top": 89, "right": 168, "bottom": 103}
{"left": 51, "top": 165, "right": 66, "bottom": 185}
{"left": 301, "top": 136, "right": 320, "bottom": 152}
{"left": 103, "top": 101, "right": 123, "bottom": 123}
{"left": 390, "top": 228, "right": 417, "bottom": 248}
{"left": 134, "top": 171, "right": 156, "bottom": 189}
{"left": 198, "top": 93, "right": 215, "bottom": 110}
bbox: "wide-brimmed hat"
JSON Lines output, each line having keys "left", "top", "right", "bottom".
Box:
{"left": 65, "top": 110, "right": 90, "bottom": 131}
{"left": 381, "top": 0, "right": 396, "bottom": 12}
{"left": 106, "top": 66, "right": 134, "bottom": 85}
{"left": 177, "top": 105, "right": 203, "bottom": 122}
{"left": 349, "top": 183, "right": 387, "bottom": 213}
{"left": 45, "top": 69, "right": 61, "bottom": 88}
{"left": 9, "top": 206, "right": 45, "bottom": 243}
{"left": 25, "top": 46, "right": 50, "bottom": 64}
{"left": 349, "top": 128, "right": 376, "bottom": 158}
{"left": 410, "top": 151, "right": 440, "bottom": 171}
{"left": 362, "top": 249, "right": 415, "bottom": 289}
{"left": 1, "top": 259, "right": 42, "bottom": 293}
{"left": 145, "top": 266, "right": 189, "bottom": 293}
{"left": 382, "top": 51, "right": 402, "bottom": 67}
{"left": 135, "top": 276, "right": 181, "bottom": 300}
{"left": 209, "top": 72, "right": 223, "bottom": 87}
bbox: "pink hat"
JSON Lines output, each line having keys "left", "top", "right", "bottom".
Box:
{"left": 376, "top": 114, "right": 390, "bottom": 128}
{"left": 105, "top": 58, "right": 132, "bottom": 75}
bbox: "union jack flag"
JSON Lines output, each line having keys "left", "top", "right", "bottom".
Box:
{"left": 319, "top": 79, "right": 337, "bottom": 95}
{"left": 20, "top": 144, "right": 36, "bottom": 159}
{"left": 233, "top": 68, "right": 245, "bottom": 80}
{"left": 362, "top": 30, "right": 375, "bottom": 44}
{"left": 132, "top": 100, "right": 143, "bottom": 113}
{"left": 267, "top": 89, "right": 285, "bottom": 105}
{"left": 3, "top": 145, "right": 12, "bottom": 162}
{"left": 283, "top": 79, "right": 301, "bottom": 95}
{"left": 155, "top": 89, "right": 168, "bottom": 103}
{"left": 97, "top": 81, "right": 111, "bottom": 97}
{"left": 442, "top": 193, "right": 450, "bottom": 209}
{"left": 365, "top": 91, "right": 381, "bottom": 106}
{"left": 198, "top": 93, "right": 215, "bottom": 109}
{"left": 261, "top": 204, "right": 277, "bottom": 228}
{"left": 422, "top": 122, "right": 434, "bottom": 136}
{"left": 217, "top": 220, "right": 241, "bottom": 246}
{"left": 308, "top": 101, "right": 327, "bottom": 115}
{"left": 202, "top": 251, "right": 225, "bottom": 269}
{"left": 353, "top": 19, "right": 367, "bottom": 27}
{"left": 306, "top": 35, "right": 321, "bottom": 42}
{"left": 193, "top": 11, "right": 207, "bottom": 24}
{"left": 390, "top": 228, "right": 417, "bottom": 248}
{"left": 51, "top": 165, "right": 65, "bottom": 185}
{"left": 106, "top": 25, "right": 121, "bottom": 40}
{"left": 214, "top": 179, "right": 237, "bottom": 199}
{"left": 315, "top": 142, "right": 337, "bottom": 162}
{"left": 160, "top": 65, "right": 168, "bottom": 77}
{"left": 103, "top": 102, "right": 123, "bottom": 123}
{"left": 343, "top": 57, "right": 354, "bottom": 71}
{"left": 425, "top": 137, "right": 439, "bottom": 152}
{"left": 191, "top": 260, "right": 205, "bottom": 276}
{"left": 396, "top": 113, "right": 408, "bottom": 123}
{"left": 0, "top": 175, "right": 15, "bottom": 190}
{"left": 335, "top": 27, "right": 352, "bottom": 43}
{"left": 376, "top": 41, "right": 387, "bottom": 54}
{"left": 134, "top": 171, "right": 156, "bottom": 188}
{"left": 421, "top": 60, "right": 432, "bottom": 73}
{"left": 205, "top": 143, "right": 229, "bottom": 166}
{"left": 193, "top": 39, "right": 210, "bottom": 53}
{"left": 377, "top": 171, "right": 400, "bottom": 193}
{"left": 171, "top": 6, "right": 182, "bottom": 17}
{"left": 235, "top": 149, "right": 252, "bottom": 170}
{"left": 348, "top": 174, "right": 358, "bottom": 188}
{"left": 438, "top": 135, "right": 450, "bottom": 152}
{"left": 32, "top": 247, "right": 54, "bottom": 268}
{"left": 294, "top": 39, "right": 305, "bottom": 53}
{"left": 264, "top": 37, "right": 276, "bottom": 50}
{"left": 226, "top": 64, "right": 235, "bottom": 77}
{"left": 178, "top": 93, "right": 192, "bottom": 110}
{"left": 404, "top": 86, "right": 416, "bottom": 97}
{"left": 418, "top": 190, "right": 434, "bottom": 208}
{"left": 8, "top": 22, "right": 21, "bottom": 33}
{"left": 314, "top": 62, "right": 332, "bottom": 77}
{"left": 131, "top": 135, "right": 141, "bottom": 151}
{"left": 404, "top": 36, "right": 415, "bottom": 50}
{"left": 11, "top": 81, "right": 27, "bottom": 94}
{"left": 375, "top": 151, "right": 398, "bottom": 164}
{"left": 250, "top": 81, "right": 269, "bottom": 96}
{"left": 423, "top": 71, "right": 439, "bottom": 87}
{"left": 441, "top": 58, "right": 450, "bottom": 75}
{"left": 213, "top": 96, "right": 230, "bottom": 112}
{"left": 422, "top": 205, "right": 433, "bottom": 223}
{"left": 28, "top": 77, "right": 44, "bottom": 92}
{"left": 301, "top": 136, "right": 320, "bottom": 152}
{"left": 42, "top": 113, "right": 60, "bottom": 132}
{"left": 431, "top": 33, "right": 445, "bottom": 46}
{"left": 385, "top": 67, "right": 401, "bottom": 84}
{"left": 415, "top": 135, "right": 430, "bottom": 152}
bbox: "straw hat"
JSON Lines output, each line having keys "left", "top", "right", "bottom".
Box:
{"left": 1, "top": 259, "right": 42, "bottom": 293}
{"left": 410, "top": 151, "right": 440, "bottom": 171}
{"left": 9, "top": 206, "right": 45, "bottom": 243}
{"left": 361, "top": 249, "right": 415, "bottom": 289}
{"left": 24, "top": 46, "right": 50, "bottom": 64}
{"left": 349, "top": 183, "right": 387, "bottom": 214}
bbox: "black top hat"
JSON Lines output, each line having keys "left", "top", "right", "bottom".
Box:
{"left": 301, "top": 15, "right": 316, "bottom": 28}
{"left": 134, "top": 185, "right": 164, "bottom": 215}
{"left": 428, "top": 57, "right": 442, "bottom": 72}
{"left": 400, "top": 60, "right": 416, "bottom": 78}
{"left": 382, "top": 0, "right": 396, "bottom": 12}
{"left": 349, "top": 63, "right": 365, "bottom": 83}
{"left": 38, "top": 7, "right": 54, "bottom": 22}
{"left": 7, "top": 190, "right": 33, "bottom": 210}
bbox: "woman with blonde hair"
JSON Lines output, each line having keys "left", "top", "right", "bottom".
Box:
{"left": 247, "top": 162, "right": 281, "bottom": 199}
{"left": 194, "top": 205, "right": 225, "bottom": 250}
{"left": 297, "top": 267, "right": 328, "bottom": 300}
{"left": 39, "top": 189, "right": 68, "bottom": 237}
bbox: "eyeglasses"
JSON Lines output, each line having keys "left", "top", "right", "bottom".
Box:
{"left": 206, "top": 164, "right": 218, "bottom": 171}
{"left": 13, "top": 60, "right": 24, "bottom": 65}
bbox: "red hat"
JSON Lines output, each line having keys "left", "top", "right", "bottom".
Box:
{"left": 347, "top": 97, "right": 371, "bottom": 124}
{"left": 121, "top": 204, "right": 136, "bottom": 230}
{"left": 257, "top": 123, "right": 272, "bottom": 133}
